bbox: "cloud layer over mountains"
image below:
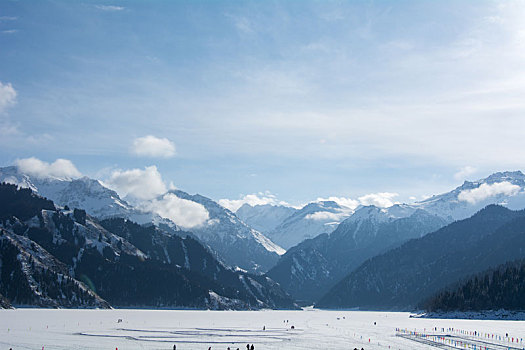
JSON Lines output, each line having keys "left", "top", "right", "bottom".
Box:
{"left": 15, "top": 158, "right": 82, "bottom": 180}
{"left": 458, "top": 181, "right": 521, "bottom": 204}
{"left": 144, "top": 193, "right": 210, "bottom": 229}
{"left": 105, "top": 166, "right": 168, "bottom": 200}
{"left": 8, "top": 156, "right": 525, "bottom": 232}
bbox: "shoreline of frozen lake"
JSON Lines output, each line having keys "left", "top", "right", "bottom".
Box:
{"left": 414, "top": 309, "right": 525, "bottom": 321}
{"left": 1, "top": 309, "right": 525, "bottom": 349}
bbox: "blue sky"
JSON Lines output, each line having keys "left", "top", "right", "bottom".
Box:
{"left": 1, "top": 0, "right": 525, "bottom": 208}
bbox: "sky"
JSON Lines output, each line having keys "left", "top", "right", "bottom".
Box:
{"left": 1, "top": 0, "right": 525, "bottom": 209}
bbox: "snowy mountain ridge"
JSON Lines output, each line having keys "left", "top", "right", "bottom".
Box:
{"left": 236, "top": 203, "right": 297, "bottom": 234}
{"left": 265, "top": 200, "right": 354, "bottom": 249}
{"left": 329, "top": 170, "right": 525, "bottom": 229}
{"left": 0, "top": 166, "right": 171, "bottom": 228}
{"left": 232, "top": 171, "right": 525, "bottom": 255}
{"left": 267, "top": 171, "right": 525, "bottom": 303}
{"left": 0, "top": 183, "right": 297, "bottom": 309}
{"left": 3, "top": 163, "right": 525, "bottom": 273}
{"left": 412, "top": 170, "right": 525, "bottom": 221}
{"left": 167, "top": 190, "right": 285, "bottom": 272}
{"left": 0, "top": 166, "right": 284, "bottom": 273}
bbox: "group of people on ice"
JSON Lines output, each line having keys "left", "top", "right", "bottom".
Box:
{"left": 204, "top": 344, "right": 255, "bottom": 350}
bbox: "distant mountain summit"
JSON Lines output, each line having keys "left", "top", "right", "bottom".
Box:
{"left": 236, "top": 203, "right": 297, "bottom": 235}
{"left": 266, "top": 201, "right": 354, "bottom": 249}
{"left": 412, "top": 170, "right": 525, "bottom": 221}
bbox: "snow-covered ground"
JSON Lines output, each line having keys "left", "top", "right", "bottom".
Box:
{"left": 1, "top": 309, "right": 524, "bottom": 350}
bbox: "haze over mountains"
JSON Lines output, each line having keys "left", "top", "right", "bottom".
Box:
{"left": 238, "top": 201, "right": 354, "bottom": 250}
{"left": 2, "top": 163, "right": 525, "bottom": 311}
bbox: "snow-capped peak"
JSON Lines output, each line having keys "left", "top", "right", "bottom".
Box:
{"left": 483, "top": 170, "right": 525, "bottom": 183}
{"left": 265, "top": 200, "right": 354, "bottom": 250}
{"left": 346, "top": 204, "right": 416, "bottom": 224}
{"left": 412, "top": 170, "right": 525, "bottom": 221}
{"left": 236, "top": 203, "right": 298, "bottom": 235}
{"left": 0, "top": 166, "right": 179, "bottom": 229}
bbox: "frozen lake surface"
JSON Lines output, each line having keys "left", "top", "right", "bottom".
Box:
{"left": 1, "top": 308, "right": 525, "bottom": 350}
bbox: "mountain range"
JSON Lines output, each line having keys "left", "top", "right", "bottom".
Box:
{"left": 0, "top": 166, "right": 163, "bottom": 226}
{"left": 0, "top": 183, "right": 296, "bottom": 309}
{"left": 265, "top": 201, "right": 353, "bottom": 249}
{"left": 0, "top": 166, "right": 284, "bottom": 274}
{"left": 266, "top": 171, "right": 525, "bottom": 304}
{"left": 3, "top": 164, "right": 525, "bottom": 311}
{"left": 412, "top": 171, "right": 525, "bottom": 220}
{"left": 236, "top": 203, "right": 298, "bottom": 235}
{"left": 267, "top": 205, "right": 447, "bottom": 302}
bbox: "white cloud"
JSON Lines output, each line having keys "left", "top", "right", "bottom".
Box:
{"left": 0, "top": 82, "right": 18, "bottom": 135}
{"left": 1, "top": 30, "right": 18, "bottom": 34}
{"left": 0, "top": 81, "right": 16, "bottom": 113}
{"left": 132, "top": 135, "right": 176, "bottom": 158}
{"left": 95, "top": 5, "right": 125, "bottom": 11}
{"left": 458, "top": 181, "right": 521, "bottom": 204}
{"left": 223, "top": 190, "right": 409, "bottom": 218}
{"left": 305, "top": 211, "right": 345, "bottom": 221}
{"left": 16, "top": 157, "right": 82, "bottom": 180}
{"left": 102, "top": 166, "right": 208, "bottom": 228}
{"left": 106, "top": 166, "right": 167, "bottom": 200}
{"left": 218, "top": 191, "right": 289, "bottom": 212}
{"left": 358, "top": 192, "right": 399, "bottom": 208}
{"left": 144, "top": 193, "right": 209, "bottom": 229}
{"left": 315, "top": 193, "right": 399, "bottom": 210}
{"left": 454, "top": 166, "right": 478, "bottom": 181}
{"left": 316, "top": 196, "right": 360, "bottom": 209}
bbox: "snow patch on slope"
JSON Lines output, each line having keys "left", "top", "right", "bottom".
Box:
{"left": 251, "top": 229, "right": 285, "bottom": 256}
